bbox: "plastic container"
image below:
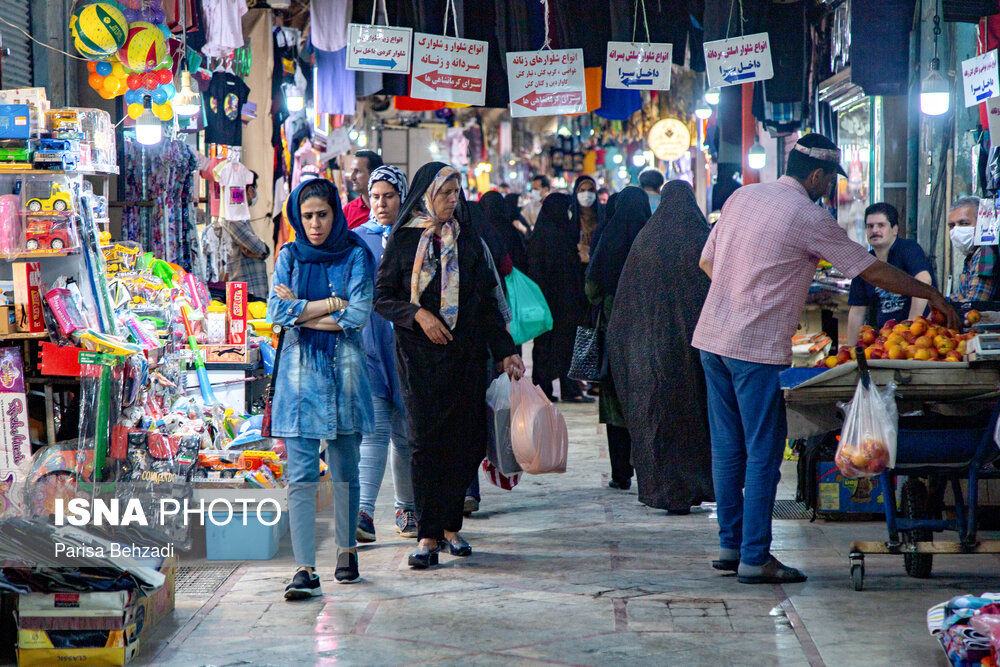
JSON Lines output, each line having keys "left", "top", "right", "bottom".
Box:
{"left": 205, "top": 510, "right": 287, "bottom": 560}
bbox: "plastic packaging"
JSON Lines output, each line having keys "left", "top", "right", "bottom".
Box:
{"left": 0, "top": 193, "right": 20, "bottom": 255}
{"left": 486, "top": 374, "right": 521, "bottom": 476}
{"left": 835, "top": 378, "right": 898, "bottom": 478}
{"left": 510, "top": 377, "right": 568, "bottom": 474}
{"left": 505, "top": 268, "right": 553, "bottom": 345}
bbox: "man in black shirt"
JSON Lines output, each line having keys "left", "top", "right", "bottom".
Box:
{"left": 847, "top": 202, "right": 933, "bottom": 343}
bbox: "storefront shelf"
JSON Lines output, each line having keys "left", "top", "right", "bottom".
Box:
{"left": 0, "top": 331, "right": 48, "bottom": 340}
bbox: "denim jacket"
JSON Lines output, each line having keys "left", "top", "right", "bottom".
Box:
{"left": 266, "top": 244, "right": 375, "bottom": 439}
{"left": 358, "top": 222, "right": 404, "bottom": 411}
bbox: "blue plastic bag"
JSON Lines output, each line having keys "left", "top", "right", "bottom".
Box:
{"left": 504, "top": 268, "right": 553, "bottom": 345}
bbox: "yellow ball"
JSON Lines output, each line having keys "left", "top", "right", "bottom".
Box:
{"left": 127, "top": 103, "right": 144, "bottom": 119}
{"left": 111, "top": 62, "right": 125, "bottom": 78}
{"left": 118, "top": 22, "right": 168, "bottom": 73}
{"left": 152, "top": 101, "right": 173, "bottom": 121}
{"left": 102, "top": 75, "right": 119, "bottom": 94}
{"left": 71, "top": 2, "right": 128, "bottom": 57}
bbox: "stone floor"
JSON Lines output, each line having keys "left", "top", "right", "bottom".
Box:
{"left": 129, "top": 396, "right": 1000, "bottom": 666}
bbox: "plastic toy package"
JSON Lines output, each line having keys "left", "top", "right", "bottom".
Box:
{"left": 20, "top": 214, "right": 78, "bottom": 253}
{"left": 0, "top": 192, "right": 20, "bottom": 256}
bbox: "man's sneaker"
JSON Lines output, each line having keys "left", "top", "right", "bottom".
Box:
{"left": 395, "top": 509, "right": 418, "bottom": 538}
{"left": 356, "top": 511, "right": 376, "bottom": 543}
{"left": 335, "top": 550, "right": 362, "bottom": 584}
{"left": 463, "top": 496, "right": 479, "bottom": 517}
{"left": 284, "top": 569, "right": 322, "bottom": 600}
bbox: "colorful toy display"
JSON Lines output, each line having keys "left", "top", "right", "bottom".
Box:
{"left": 24, "top": 218, "right": 75, "bottom": 251}
{"left": 24, "top": 182, "right": 72, "bottom": 212}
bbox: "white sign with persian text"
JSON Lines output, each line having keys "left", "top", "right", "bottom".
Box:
{"left": 976, "top": 198, "right": 999, "bottom": 246}
{"left": 346, "top": 24, "right": 412, "bottom": 74}
{"left": 506, "top": 49, "right": 587, "bottom": 118}
{"left": 962, "top": 50, "right": 999, "bottom": 108}
{"left": 704, "top": 32, "right": 774, "bottom": 88}
{"left": 410, "top": 33, "right": 488, "bottom": 106}
{"left": 605, "top": 42, "right": 673, "bottom": 90}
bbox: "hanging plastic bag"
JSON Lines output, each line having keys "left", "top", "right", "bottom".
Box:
{"left": 510, "top": 377, "right": 568, "bottom": 474}
{"left": 486, "top": 374, "right": 521, "bottom": 476}
{"left": 481, "top": 459, "right": 521, "bottom": 490}
{"left": 835, "top": 377, "right": 898, "bottom": 478}
{"left": 505, "top": 268, "right": 553, "bottom": 345}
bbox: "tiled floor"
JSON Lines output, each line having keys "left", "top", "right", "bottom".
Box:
{"left": 135, "top": 399, "right": 1000, "bottom": 666}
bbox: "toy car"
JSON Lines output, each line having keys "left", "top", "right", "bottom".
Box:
{"left": 0, "top": 139, "right": 30, "bottom": 162}
{"left": 33, "top": 138, "right": 78, "bottom": 171}
{"left": 45, "top": 110, "right": 81, "bottom": 138}
{"left": 25, "top": 182, "right": 72, "bottom": 212}
{"left": 24, "top": 218, "right": 73, "bottom": 251}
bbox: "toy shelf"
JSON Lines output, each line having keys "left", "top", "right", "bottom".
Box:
{"left": 8, "top": 248, "right": 79, "bottom": 259}
{"left": 0, "top": 331, "right": 48, "bottom": 340}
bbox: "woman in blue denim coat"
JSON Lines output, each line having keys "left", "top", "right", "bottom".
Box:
{"left": 266, "top": 178, "right": 375, "bottom": 600}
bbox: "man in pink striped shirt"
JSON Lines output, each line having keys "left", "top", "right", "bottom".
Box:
{"left": 694, "top": 134, "right": 957, "bottom": 585}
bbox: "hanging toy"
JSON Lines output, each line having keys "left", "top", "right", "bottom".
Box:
{"left": 118, "top": 21, "right": 168, "bottom": 73}
{"left": 70, "top": 2, "right": 128, "bottom": 59}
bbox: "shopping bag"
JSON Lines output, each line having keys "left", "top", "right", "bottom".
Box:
{"left": 568, "top": 306, "right": 609, "bottom": 382}
{"left": 505, "top": 268, "right": 553, "bottom": 345}
{"left": 835, "top": 376, "right": 898, "bottom": 478}
{"left": 482, "top": 458, "right": 521, "bottom": 490}
{"left": 486, "top": 374, "right": 522, "bottom": 475}
{"left": 510, "top": 377, "right": 568, "bottom": 474}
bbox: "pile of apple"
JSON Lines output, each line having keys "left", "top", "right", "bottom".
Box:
{"left": 836, "top": 437, "right": 891, "bottom": 477}
{"left": 820, "top": 310, "right": 977, "bottom": 367}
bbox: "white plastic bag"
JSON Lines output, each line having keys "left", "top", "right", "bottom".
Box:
{"left": 835, "top": 379, "right": 898, "bottom": 478}
{"left": 510, "top": 377, "right": 568, "bottom": 474}
{"left": 485, "top": 374, "right": 521, "bottom": 476}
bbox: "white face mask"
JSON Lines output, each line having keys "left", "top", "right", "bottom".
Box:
{"left": 577, "top": 191, "right": 597, "bottom": 207}
{"left": 529, "top": 190, "right": 541, "bottom": 203}
{"left": 950, "top": 225, "right": 976, "bottom": 257}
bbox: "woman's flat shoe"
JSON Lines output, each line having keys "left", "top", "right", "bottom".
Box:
{"left": 440, "top": 535, "right": 472, "bottom": 557}
{"left": 335, "top": 550, "right": 361, "bottom": 584}
{"left": 408, "top": 543, "right": 440, "bottom": 569}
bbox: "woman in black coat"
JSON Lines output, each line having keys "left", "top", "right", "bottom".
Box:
{"left": 526, "top": 193, "right": 588, "bottom": 402}
{"left": 375, "top": 162, "right": 524, "bottom": 569}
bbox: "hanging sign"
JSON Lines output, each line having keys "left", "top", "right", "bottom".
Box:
{"left": 346, "top": 24, "right": 412, "bottom": 74}
{"left": 648, "top": 118, "right": 691, "bottom": 162}
{"left": 605, "top": 42, "right": 673, "bottom": 90}
{"left": 704, "top": 32, "right": 774, "bottom": 88}
{"left": 976, "top": 199, "right": 999, "bottom": 246}
{"left": 506, "top": 49, "right": 587, "bottom": 118}
{"left": 410, "top": 33, "right": 488, "bottom": 106}
{"left": 962, "top": 50, "right": 999, "bottom": 108}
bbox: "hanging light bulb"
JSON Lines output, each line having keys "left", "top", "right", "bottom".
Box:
{"left": 705, "top": 87, "right": 720, "bottom": 106}
{"left": 631, "top": 153, "right": 646, "bottom": 167}
{"left": 174, "top": 70, "right": 202, "bottom": 117}
{"left": 747, "top": 139, "right": 766, "bottom": 170}
{"left": 612, "top": 153, "right": 624, "bottom": 164}
{"left": 694, "top": 101, "right": 713, "bottom": 120}
{"left": 508, "top": 170, "right": 518, "bottom": 180}
{"left": 357, "top": 133, "right": 368, "bottom": 148}
{"left": 920, "top": 14, "right": 950, "bottom": 116}
{"left": 135, "top": 98, "right": 162, "bottom": 146}
{"left": 283, "top": 83, "right": 304, "bottom": 113}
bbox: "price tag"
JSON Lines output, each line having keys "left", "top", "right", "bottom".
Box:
{"left": 605, "top": 42, "right": 673, "bottom": 90}
{"left": 962, "top": 50, "right": 999, "bottom": 108}
{"left": 346, "top": 24, "right": 412, "bottom": 74}
{"left": 410, "top": 33, "right": 489, "bottom": 106}
{"left": 506, "top": 49, "right": 587, "bottom": 118}
{"left": 704, "top": 32, "right": 774, "bottom": 88}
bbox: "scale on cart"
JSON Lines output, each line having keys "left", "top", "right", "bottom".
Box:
{"left": 966, "top": 333, "right": 1000, "bottom": 360}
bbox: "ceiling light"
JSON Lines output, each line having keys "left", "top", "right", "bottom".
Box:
{"left": 135, "top": 99, "right": 162, "bottom": 146}
{"left": 747, "top": 139, "right": 766, "bottom": 170}
{"left": 705, "top": 87, "right": 720, "bottom": 106}
{"left": 173, "top": 71, "right": 201, "bottom": 117}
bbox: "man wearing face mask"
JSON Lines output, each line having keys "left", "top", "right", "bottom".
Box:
{"left": 948, "top": 196, "right": 998, "bottom": 303}
{"left": 523, "top": 174, "right": 551, "bottom": 229}
{"left": 694, "top": 133, "right": 959, "bottom": 586}
{"left": 226, "top": 170, "right": 272, "bottom": 300}
{"left": 846, "top": 202, "right": 933, "bottom": 345}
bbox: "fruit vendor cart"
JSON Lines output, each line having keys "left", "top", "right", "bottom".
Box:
{"left": 782, "top": 357, "right": 1000, "bottom": 591}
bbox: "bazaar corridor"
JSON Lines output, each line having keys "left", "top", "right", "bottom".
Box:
{"left": 131, "top": 399, "right": 1000, "bottom": 667}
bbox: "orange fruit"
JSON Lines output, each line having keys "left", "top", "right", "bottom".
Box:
{"left": 914, "top": 335, "right": 934, "bottom": 349}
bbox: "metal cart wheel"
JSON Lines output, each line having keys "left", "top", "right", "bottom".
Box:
{"left": 901, "top": 478, "right": 934, "bottom": 578}
{"left": 851, "top": 563, "right": 864, "bottom": 591}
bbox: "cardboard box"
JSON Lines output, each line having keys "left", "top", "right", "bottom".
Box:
{"left": 226, "top": 282, "right": 247, "bottom": 345}
{"left": 0, "top": 105, "right": 31, "bottom": 139}
{"left": 0, "top": 89, "right": 48, "bottom": 132}
{"left": 0, "top": 347, "right": 29, "bottom": 518}
{"left": 202, "top": 343, "right": 248, "bottom": 364}
{"left": 0, "top": 304, "right": 13, "bottom": 335}
{"left": 12, "top": 262, "right": 43, "bottom": 333}
{"left": 817, "top": 461, "right": 887, "bottom": 514}
{"left": 16, "top": 557, "right": 175, "bottom": 666}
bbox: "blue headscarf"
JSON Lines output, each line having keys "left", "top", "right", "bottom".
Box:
{"left": 284, "top": 178, "right": 373, "bottom": 361}
{"left": 363, "top": 165, "right": 408, "bottom": 239}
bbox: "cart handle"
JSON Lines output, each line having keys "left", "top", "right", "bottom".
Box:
{"left": 855, "top": 345, "right": 871, "bottom": 389}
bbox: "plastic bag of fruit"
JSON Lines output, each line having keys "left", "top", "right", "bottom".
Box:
{"left": 835, "top": 379, "right": 898, "bottom": 478}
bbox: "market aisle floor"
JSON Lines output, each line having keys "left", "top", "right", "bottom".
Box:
{"left": 137, "top": 400, "right": 1000, "bottom": 667}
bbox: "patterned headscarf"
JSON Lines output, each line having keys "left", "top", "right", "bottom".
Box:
{"left": 366, "top": 165, "right": 409, "bottom": 232}
{"left": 403, "top": 166, "right": 461, "bottom": 329}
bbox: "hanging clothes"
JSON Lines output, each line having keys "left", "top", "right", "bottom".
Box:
{"left": 606, "top": 182, "right": 714, "bottom": 512}
{"left": 201, "top": 0, "right": 248, "bottom": 58}
{"left": 313, "top": 48, "right": 356, "bottom": 115}
{"left": 310, "top": 0, "right": 352, "bottom": 51}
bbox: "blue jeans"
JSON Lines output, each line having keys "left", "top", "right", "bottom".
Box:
{"left": 699, "top": 351, "right": 787, "bottom": 567}
{"left": 286, "top": 433, "right": 361, "bottom": 568}
{"left": 358, "top": 396, "right": 414, "bottom": 515}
